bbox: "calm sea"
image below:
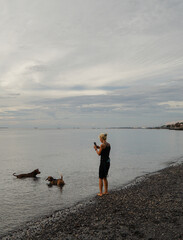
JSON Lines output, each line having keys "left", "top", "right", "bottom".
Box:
{"left": 1, "top": 128, "right": 183, "bottom": 237}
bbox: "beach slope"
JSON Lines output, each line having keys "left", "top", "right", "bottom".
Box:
{"left": 3, "top": 163, "right": 183, "bottom": 240}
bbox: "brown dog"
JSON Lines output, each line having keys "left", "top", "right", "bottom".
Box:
{"left": 13, "top": 169, "right": 41, "bottom": 178}
{"left": 46, "top": 175, "right": 65, "bottom": 187}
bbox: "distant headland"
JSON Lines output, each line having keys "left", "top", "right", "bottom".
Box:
{"left": 105, "top": 121, "right": 183, "bottom": 130}
{"left": 158, "top": 121, "right": 183, "bottom": 130}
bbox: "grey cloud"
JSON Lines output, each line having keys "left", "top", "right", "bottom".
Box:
{"left": 26, "top": 64, "right": 48, "bottom": 73}
{"left": 31, "top": 77, "right": 183, "bottom": 115}
{"left": 0, "top": 93, "right": 20, "bottom": 99}
{"left": 1, "top": 0, "right": 183, "bottom": 127}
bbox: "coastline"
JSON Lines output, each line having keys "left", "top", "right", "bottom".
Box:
{"left": 3, "top": 163, "right": 183, "bottom": 240}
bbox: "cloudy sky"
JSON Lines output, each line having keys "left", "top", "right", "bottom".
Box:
{"left": 0, "top": 0, "right": 183, "bottom": 128}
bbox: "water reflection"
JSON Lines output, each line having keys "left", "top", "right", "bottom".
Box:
{"left": 1, "top": 129, "right": 183, "bottom": 237}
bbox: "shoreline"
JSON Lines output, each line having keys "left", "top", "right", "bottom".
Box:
{"left": 3, "top": 163, "right": 183, "bottom": 240}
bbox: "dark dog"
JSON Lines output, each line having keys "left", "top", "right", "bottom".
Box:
{"left": 46, "top": 175, "right": 65, "bottom": 187}
{"left": 13, "top": 169, "right": 41, "bottom": 178}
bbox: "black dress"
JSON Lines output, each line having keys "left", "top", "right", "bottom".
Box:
{"left": 99, "top": 144, "right": 111, "bottom": 179}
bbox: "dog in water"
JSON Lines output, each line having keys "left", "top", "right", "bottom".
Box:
{"left": 46, "top": 175, "right": 65, "bottom": 187}
{"left": 13, "top": 169, "right": 41, "bottom": 178}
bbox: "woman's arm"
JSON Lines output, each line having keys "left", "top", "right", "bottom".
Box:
{"left": 94, "top": 144, "right": 104, "bottom": 156}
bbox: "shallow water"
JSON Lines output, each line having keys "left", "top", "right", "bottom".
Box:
{"left": 1, "top": 128, "right": 183, "bottom": 237}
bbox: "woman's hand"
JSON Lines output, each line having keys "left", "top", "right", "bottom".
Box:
{"left": 94, "top": 144, "right": 104, "bottom": 155}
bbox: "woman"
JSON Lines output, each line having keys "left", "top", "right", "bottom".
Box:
{"left": 94, "top": 133, "right": 111, "bottom": 196}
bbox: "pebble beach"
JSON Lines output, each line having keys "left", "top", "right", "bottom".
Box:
{"left": 2, "top": 163, "right": 183, "bottom": 240}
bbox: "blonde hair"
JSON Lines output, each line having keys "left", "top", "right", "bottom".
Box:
{"left": 99, "top": 133, "right": 107, "bottom": 141}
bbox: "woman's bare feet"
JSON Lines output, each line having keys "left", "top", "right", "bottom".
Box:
{"left": 97, "top": 193, "right": 103, "bottom": 197}
{"left": 103, "top": 192, "right": 109, "bottom": 195}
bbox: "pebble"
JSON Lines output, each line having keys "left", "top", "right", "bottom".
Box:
{"left": 2, "top": 163, "right": 183, "bottom": 240}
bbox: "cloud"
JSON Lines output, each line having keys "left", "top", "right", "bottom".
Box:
{"left": 0, "top": 0, "right": 183, "bottom": 127}
{"left": 158, "top": 101, "right": 183, "bottom": 109}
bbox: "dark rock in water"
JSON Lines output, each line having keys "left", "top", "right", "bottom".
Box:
{"left": 2, "top": 163, "right": 183, "bottom": 240}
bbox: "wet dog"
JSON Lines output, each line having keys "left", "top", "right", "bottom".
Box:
{"left": 46, "top": 175, "right": 65, "bottom": 187}
{"left": 13, "top": 169, "right": 41, "bottom": 178}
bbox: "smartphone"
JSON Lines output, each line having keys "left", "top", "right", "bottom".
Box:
{"left": 94, "top": 142, "right": 97, "bottom": 146}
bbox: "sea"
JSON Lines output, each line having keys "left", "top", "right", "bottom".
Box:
{"left": 1, "top": 128, "right": 183, "bottom": 237}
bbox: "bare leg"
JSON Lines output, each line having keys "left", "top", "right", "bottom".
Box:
{"left": 103, "top": 178, "right": 108, "bottom": 194}
{"left": 98, "top": 178, "right": 103, "bottom": 196}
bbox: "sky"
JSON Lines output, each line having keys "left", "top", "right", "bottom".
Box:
{"left": 0, "top": 0, "right": 183, "bottom": 128}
